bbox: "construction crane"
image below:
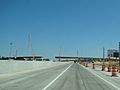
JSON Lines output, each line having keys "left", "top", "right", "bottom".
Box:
{"left": 28, "top": 34, "right": 35, "bottom": 61}
{"left": 58, "top": 48, "right": 62, "bottom": 62}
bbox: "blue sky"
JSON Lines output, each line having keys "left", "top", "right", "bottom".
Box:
{"left": 0, "top": 0, "right": 120, "bottom": 59}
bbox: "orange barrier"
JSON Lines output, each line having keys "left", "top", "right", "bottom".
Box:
{"left": 101, "top": 64, "right": 105, "bottom": 71}
{"left": 83, "top": 63, "right": 86, "bottom": 66}
{"left": 85, "top": 63, "right": 88, "bottom": 67}
{"left": 80, "top": 62, "right": 82, "bottom": 64}
{"left": 111, "top": 66, "right": 118, "bottom": 77}
{"left": 108, "top": 66, "right": 112, "bottom": 72}
{"left": 92, "top": 63, "right": 95, "bottom": 69}
{"left": 116, "top": 66, "right": 120, "bottom": 72}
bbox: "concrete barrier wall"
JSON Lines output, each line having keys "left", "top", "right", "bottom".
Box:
{"left": 0, "top": 60, "right": 69, "bottom": 74}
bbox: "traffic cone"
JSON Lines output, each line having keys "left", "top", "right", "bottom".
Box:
{"left": 111, "top": 66, "right": 118, "bottom": 77}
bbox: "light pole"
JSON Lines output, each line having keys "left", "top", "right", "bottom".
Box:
{"left": 15, "top": 49, "right": 18, "bottom": 59}
{"left": 102, "top": 47, "right": 105, "bottom": 71}
{"left": 119, "top": 42, "right": 120, "bottom": 73}
{"left": 77, "top": 49, "right": 79, "bottom": 63}
{"left": 58, "top": 48, "right": 61, "bottom": 62}
{"left": 9, "top": 42, "right": 12, "bottom": 59}
{"left": 103, "top": 47, "right": 105, "bottom": 64}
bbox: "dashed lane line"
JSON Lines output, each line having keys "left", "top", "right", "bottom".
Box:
{"left": 42, "top": 63, "right": 73, "bottom": 90}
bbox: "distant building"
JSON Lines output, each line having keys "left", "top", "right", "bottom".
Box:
{"left": 107, "top": 49, "right": 119, "bottom": 58}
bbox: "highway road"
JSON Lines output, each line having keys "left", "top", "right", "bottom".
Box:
{"left": 0, "top": 63, "right": 118, "bottom": 90}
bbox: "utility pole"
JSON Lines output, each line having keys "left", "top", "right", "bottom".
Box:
{"left": 58, "top": 48, "right": 61, "bottom": 62}
{"left": 9, "top": 42, "right": 12, "bottom": 60}
{"left": 102, "top": 47, "right": 105, "bottom": 71}
{"left": 77, "top": 50, "right": 79, "bottom": 63}
{"left": 103, "top": 47, "right": 105, "bottom": 64}
{"left": 15, "top": 49, "right": 18, "bottom": 59}
{"left": 119, "top": 42, "right": 120, "bottom": 73}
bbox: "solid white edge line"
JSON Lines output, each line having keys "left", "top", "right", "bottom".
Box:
{"left": 78, "top": 63, "right": 120, "bottom": 90}
{"left": 42, "top": 63, "right": 73, "bottom": 90}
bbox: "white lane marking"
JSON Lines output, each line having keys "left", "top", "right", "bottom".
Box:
{"left": 42, "top": 63, "right": 73, "bottom": 90}
{"left": 0, "top": 63, "right": 72, "bottom": 88}
{"left": 78, "top": 64, "right": 120, "bottom": 90}
{"left": 80, "top": 80, "right": 84, "bottom": 85}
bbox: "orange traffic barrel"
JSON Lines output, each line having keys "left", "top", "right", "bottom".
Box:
{"left": 101, "top": 64, "right": 105, "bottom": 71}
{"left": 80, "top": 62, "right": 82, "bottom": 64}
{"left": 108, "top": 66, "right": 112, "bottom": 72}
{"left": 92, "top": 63, "right": 95, "bottom": 69}
{"left": 117, "top": 66, "right": 119, "bottom": 72}
{"left": 83, "top": 63, "right": 86, "bottom": 66}
{"left": 111, "top": 66, "right": 118, "bottom": 77}
{"left": 86, "top": 63, "right": 88, "bottom": 67}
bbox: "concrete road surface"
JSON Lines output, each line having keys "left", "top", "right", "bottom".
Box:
{"left": 0, "top": 63, "right": 119, "bottom": 90}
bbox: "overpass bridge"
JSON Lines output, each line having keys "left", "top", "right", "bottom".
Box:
{"left": 55, "top": 56, "right": 109, "bottom": 62}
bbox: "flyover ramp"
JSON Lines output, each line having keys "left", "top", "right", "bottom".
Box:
{"left": 0, "top": 60, "right": 69, "bottom": 76}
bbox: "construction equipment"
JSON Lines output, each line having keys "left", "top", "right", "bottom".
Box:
{"left": 29, "top": 34, "right": 35, "bottom": 61}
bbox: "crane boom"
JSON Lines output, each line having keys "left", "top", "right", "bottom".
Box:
{"left": 29, "top": 34, "right": 35, "bottom": 61}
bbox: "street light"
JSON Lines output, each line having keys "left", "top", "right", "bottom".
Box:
{"left": 119, "top": 42, "right": 120, "bottom": 73}
{"left": 77, "top": 49, "right": 79, "bottom": 63}
{"left": 103, "top": 47, "right": 105, "bottom": 64}
{"left": 58, "top": 48, "right": 61, "bottom": 62}
{"left": 102, "top": 47, "right": 105, "bottom": 71}
{"left": 15, "top": 49, "right": 18, "bottom": 59}
{"left": 9, "top": 42, "right": 12, "bottom": 60}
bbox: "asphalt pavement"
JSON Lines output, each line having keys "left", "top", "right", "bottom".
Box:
{"left": 0, "top": 63, "right": 119, "bottom": 90}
